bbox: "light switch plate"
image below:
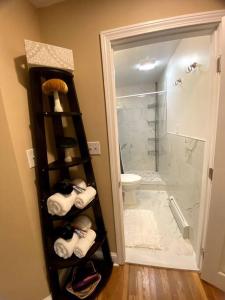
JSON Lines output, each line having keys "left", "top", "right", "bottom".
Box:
{"left": 26, "top": 148, "right": 35, "bottom": 168}
{"left": 88, "top": 141, "right": 101, "bottom": 155}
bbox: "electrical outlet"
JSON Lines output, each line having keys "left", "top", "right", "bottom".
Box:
{"left": 88, "top": 141, "right": 101, "bottom": 155}
{"left": 26, "top": 148, "right": 35, "bottom": 168}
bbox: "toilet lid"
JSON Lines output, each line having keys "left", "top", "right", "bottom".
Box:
{"left": 121, "top": 173, "right": 142, "bottom": 184}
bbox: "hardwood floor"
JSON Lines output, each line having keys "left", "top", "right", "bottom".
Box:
{"left": 97, "top": 264, "right": 225, "bottom": 300}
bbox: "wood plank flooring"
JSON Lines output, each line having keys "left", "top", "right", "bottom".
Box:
{"left": 97, "top": 264, "right": 225, "bottom": 300}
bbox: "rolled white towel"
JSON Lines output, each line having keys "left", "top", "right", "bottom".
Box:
{"left": 47, "top": 191, "right": 76, "bottom": 216}
{"left": 74, "top": 186, "right": 96, "bottom": 209}
{"left": 72, "top": 178, "right": 87, "bottom": 191}
{"left": 54, "top": 233, "right": 79, "bottom": 259}
{"left": 72, "top": 215, "right": 92, "bottom": 231}
{"left": 74, "top": 229, "right": 96, "bottom": 258}
{"left": 74, "top": 229, "right": 88, "bottom": 238}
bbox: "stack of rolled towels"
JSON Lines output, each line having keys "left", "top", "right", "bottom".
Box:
{"left": 54, "top": 215, "right": 96, "bottom": 259}
{"left": 47, "top": 178, "right": 96, "bottom": 216}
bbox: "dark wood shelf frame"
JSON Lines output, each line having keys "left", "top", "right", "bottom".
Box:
{"left": 47, "top": 157, "right": 90, "bottom": 171}
{"left": 41, "top": 111, "right": 82, "bottom": 117}
{"left": 28, "top": 66, "right": 113, "bottom": 300}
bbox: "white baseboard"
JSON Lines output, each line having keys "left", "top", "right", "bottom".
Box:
{"left": 94, "top": 250, "right": 118, "bottom": 264}
{"left": 42, "top": 252, "right": 118, "bottom": 299}
{"left": 43, "top": 295, "right": 52, "bottom": 300}
{"left": 111, "top": 251, "right": 119, "bottom": 265}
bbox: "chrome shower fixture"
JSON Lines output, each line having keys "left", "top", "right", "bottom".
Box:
{"left": 186, "top": 62, "right": 198, "bottom": 73}
{"left": 175, "top": 78, "right": 182, "bottom": 86}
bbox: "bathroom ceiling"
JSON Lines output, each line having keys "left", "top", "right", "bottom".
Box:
{"left": 114, "top": 40, "right": 179, "bottom": 88}
{"left": 30, "top": 0, "right": 66, "bottom": 7}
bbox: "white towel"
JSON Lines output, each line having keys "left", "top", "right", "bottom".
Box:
{"left": 54, "top": 233, "right": 79, "bottom": 259}
{"left": 72, "top": 178, "right": 87, "bottom": 191}
{"left": 47, "top": 191, "right": 76, "bottom": 216}
{"left": 72, "top": 215, "right": 92, "bottom": 231}
{"left": 74, "top": 229, "right": 88, "bottom": 238}
{"left": 74, "top": 187, "right": 96, "bottom": 209}
{"left": 74, "top": 229, "right": 96, "bottom": 258}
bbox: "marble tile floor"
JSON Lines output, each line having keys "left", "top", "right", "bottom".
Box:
{"left": 124, "top": 190, "right": 198, "bottom": 270}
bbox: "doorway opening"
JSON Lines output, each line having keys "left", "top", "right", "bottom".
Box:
{"left": 100, "top": 11, "right": 225, "bottom": 276}
{"left": 114, "top": 34, "right": 212, "bottom": 269}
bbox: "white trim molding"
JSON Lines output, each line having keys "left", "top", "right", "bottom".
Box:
{"left": 100, "top": 10, "right": 225, "bottom": 265}
{"left": 101, "top": 10, "right": 225, "bottom": 41}
{"left": 42, "top": 295, "right": 52, "bottom": 300}
{"left": 111, "top": 252, "right": 118, "bottom": 265}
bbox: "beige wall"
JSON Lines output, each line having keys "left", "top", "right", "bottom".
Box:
{"left": 0, "top": 1, "right": 49, "bottom": 299}
{"left": 1, "top": 1, "right": 225, "bottom": 299}
{"left": 38, "top": 0, "right": 225, "bottom": 252}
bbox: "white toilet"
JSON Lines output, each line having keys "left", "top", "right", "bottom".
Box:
{"left": 121, "top": 174, "right": 142, "bottom": 206}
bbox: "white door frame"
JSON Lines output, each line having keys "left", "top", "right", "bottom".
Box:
{"left": 100, "top": 10, "right": 225, "bottom": 265}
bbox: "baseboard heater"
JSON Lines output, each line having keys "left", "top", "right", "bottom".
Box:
{"left": 169, "top": 196, "right": 190, "bottom": 239}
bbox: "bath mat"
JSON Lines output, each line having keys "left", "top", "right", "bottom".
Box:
{"left": 124, "top": 209, "right": 161, "bottom": 249}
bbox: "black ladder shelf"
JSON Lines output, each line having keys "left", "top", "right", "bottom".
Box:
{"left": 28, "top": 67, "right": 113, "bottom": 300}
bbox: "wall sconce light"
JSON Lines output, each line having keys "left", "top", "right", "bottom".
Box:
{"left": 186, "top": 62, "right": 198, "bottom": 73}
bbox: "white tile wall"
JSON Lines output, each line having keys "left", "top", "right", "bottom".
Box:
{"left": 117, "top": 95, "right": 156, "bottom": 172}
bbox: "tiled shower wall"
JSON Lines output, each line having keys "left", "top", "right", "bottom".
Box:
{"left": 158, "top": 84, "right": 205, "bottom": 252}
{"left": 157, "top": 35, "right": 210, "bottom": 252}
{"left": 117, "top": 85, "right": 157, "bottom": 172}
